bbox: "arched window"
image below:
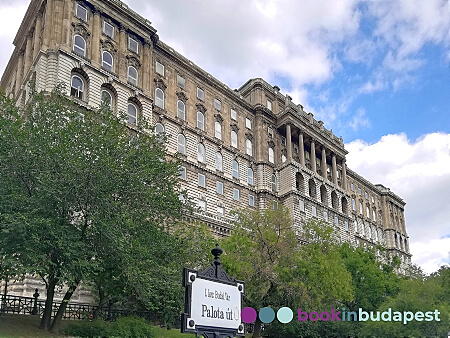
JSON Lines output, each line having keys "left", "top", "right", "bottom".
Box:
{"left": 127, "top": 66, "right": 138, "bottom": 86}
{"left": 73, "top": 35, "right": 86, "bottom": 56}
{"left": 271, "top": 174, "right": 277, "bottom": 192}
{"left": 197, "top": 111, "right": 204, "bottom": 130}
{"left": 308, "top": 179, "right": 316, "bottom": 198}
{"left": 101, "top": 89, "right": 113, "bottom": 108}
{"left": 177, "top": 134, "right": 186, "bottom": 154}
{"left": 232, "top": 160, "right": 239, "bottom": 179}
{"left": 197, "top": 143, "right": 205, "bottom": 163}
{"left": 269, "top": 147, "right": 274, "bottom": 163}
{"left": 296, "top": 173, "right": 304, "bottom": 192}
{"left": 177, "top": 100, "right": 185, "bottom": 120}
{"left": 102, "top": 51, "right": 113, "bottom": 72}
{"left": 216, "top": 152, "right": 223, "bottom": 171}
{"left": 155, "top": 123, "right": 164, "bottom": 135}
{"left": 320, "top": 185, "right": 327, "bottom": 204}
{"left": 127, "top": 102, "right": 138, "bottom": 125}
{"left": 215, "top": 121, "right": 222, "bottom": 140}
{"left": 71, "top": 75, "right": 84, "bottom": 100}
{"left": 247, "top": 168, "right": 254, "bottom": 185}
{"left": 341, "top": 197, "right": 348, "bottom": 214}
{"left": 246, "top": 139, "right": 252, "bottom": 156}
{"left": 231, "top": 131, "right": 237, "bottom": 148}
{"left": 331, "top": 191, "right": 338, "bottom": 210}
{"left": 155, "top": 88, "right": 164, "bottom": 109}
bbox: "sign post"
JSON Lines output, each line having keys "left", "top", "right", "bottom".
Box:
{"left": 182, "top": 244, "right": 245, "bottom": 338}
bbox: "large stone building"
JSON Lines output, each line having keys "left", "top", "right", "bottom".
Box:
{"left": 1, "top": 0, "right": 411, "bottom": 297}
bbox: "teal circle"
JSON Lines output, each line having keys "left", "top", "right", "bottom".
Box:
{"left": 277, "top": 307, "right": 293, "bottom": 323}
{"left": 259, "top": 307, "right": 275, "bottom": 323}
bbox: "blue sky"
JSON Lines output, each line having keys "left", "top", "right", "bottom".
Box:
{"left": 0, "top": 0, "right": 449, "bottom": 273}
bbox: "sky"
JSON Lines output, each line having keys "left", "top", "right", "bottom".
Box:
{"left": 0, "top": 0, "right": 449, "bottom": 274}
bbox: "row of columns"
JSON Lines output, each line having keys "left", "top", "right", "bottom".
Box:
{"left": 285, "top": 124, "right": 347, "bottom": 189}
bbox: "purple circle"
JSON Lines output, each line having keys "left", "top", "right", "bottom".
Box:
{"left": 241, "top": 307, "right": 257, "bottom": 323}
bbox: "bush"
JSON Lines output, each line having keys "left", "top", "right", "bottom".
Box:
{"left": 111, "top": 316, "right": 154, "bottom": 338}
{"left": 64, "top": 319, "right": 112, "bottom": 337}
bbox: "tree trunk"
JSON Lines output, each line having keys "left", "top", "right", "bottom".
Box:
{"left": 252, "top": 316, "right": 262, "bottom": 338}
{"left": 40, "top": 276, "right": 56, "bottom": 330}
{"left": 50, "top": 280, "right": 79, "bottom": 334}
{"left": 92, "top": 285, "right": 104, "bottom": 320}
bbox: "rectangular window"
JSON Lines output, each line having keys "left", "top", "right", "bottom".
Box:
{"left": 312, "top": 205, "right": 317, "bottom": 217}
{"left": 268, "top": 126, "right": 274, "bottom": 138}
{"left": 352, "top": 199, "right": 356, "bottom": 211}
{"left": 128, "top": 37, "right": 138, "bottom": 53}
{"left": 198, "top": 200, "right": 206, "bottom": 212}
{"left": 179, "top": 166, "right": 186, "bottom": 180}
{"left": 249, "top": 195, "right": 255, "bottom": 207}
{"left": 103, "top": 21, "right": 114, "bottom": 38}
{"left": 365, "top": 192, "right": 368, "bottom": 199}
{"left": 217, "top": 206, "right": 224, "bottom": 217}
{"left": 197, "top": 87, "right": 204, "bottom": 100}
{"left": 156, "top": 61, "right": 164, "bottom": 76}
{"left": 373, "top": 210, "right": 376, "bottom": 221}
{"left": 360, "top": 202, "right": 363, "bottom": 215}
{"left": 351, "top": 183, "right": 354, "bottom": 191}
{"left": 358, "top": 188, "right": 361, "bottom": 195}
{"left": 335, "top": 216, "right": 339, "bottom": 227}
{"left": 345, "top": 221, "right": 349, "bottom": 231}
{"left": 216, "top": 181, "right": 223, "bottom": 194}
{"left": 299, "top": 200, "right": 305, "bottom": 212}
{"left": 198, "top": 173, "right": 205, "bottom": 187}
{"left": 371, "top": 196, "right": 374, "bottom": 203}
{"left": 366, "top": 206, "right": 370, "bottom": 218}
{"left": 214, "top": 98, "right": 221, "bottom": 111}
{"left": 231, "top": 108, "right": 237, "bottom": 120}
{"left": 245, "top": 118, "right": 252, "bottom": 129}
{"left": 177, "top": 75, "right": 185, "bottom": 89}
{"left": 272, "top": 201, "right": 278, "bottom": 210}
{"left": 76, "top": 4, "right": 87, "bottom": 21}
{"left": 267, "top": 99, "right": 272, "bottom": 111}
{"left": 323, "top": 211, "right": 328, "bottom": 221}
{"left": 233, "top": 188, "right": 239, "bottom": 201}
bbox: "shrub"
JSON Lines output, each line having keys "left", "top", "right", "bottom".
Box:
{"left": 111, "top": 316, "right": 154, "bottom": 338}
{"left": 64, "top": 319, "right": 112, "bottom": 337}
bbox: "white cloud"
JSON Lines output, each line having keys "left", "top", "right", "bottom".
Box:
{"left": 346, "top": 132, "right": 450, "bottom": 274}
{"left": 349, "top": 107, "right": 370, "bottom": 130}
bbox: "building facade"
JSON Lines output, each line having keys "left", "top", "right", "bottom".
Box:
{"left": 1, "top": 0, "right": 411, "bottom": 296}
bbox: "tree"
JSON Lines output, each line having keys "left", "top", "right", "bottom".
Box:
{"left": 0, "top": 86, "right": 186, "bottom": 332}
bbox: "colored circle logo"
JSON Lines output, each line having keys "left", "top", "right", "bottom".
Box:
{"left": 241, "top": 307, "right": 257, "bottom": 324}
{"left": 259, "top": 307, "right": 275, "bottom": 323}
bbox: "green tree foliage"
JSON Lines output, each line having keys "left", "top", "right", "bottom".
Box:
{"left": 0, "top": 87, "right": 186, "bottom": 332}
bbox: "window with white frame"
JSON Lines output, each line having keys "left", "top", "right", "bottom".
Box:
{"left": 312, "top": 205, "right": 317, "bottom": 217}
{"left": 214, "top": 98, "right": 221, "bottom": 111}
{"left": 231, "top": 131, "right": 238, "bottom": 148}
{"left": 323, "top": 211, "right": 328, "bottom": 221}
{"left": 155, "top": 123, "right": 164, "bottom": 135}
{"left": 233, "top": 188, "right": 239, "bottom": 201}
{"left": 101, "top": 90, "right": 112, "bottom": 108}
{"left": 268, "top": 126, "right": 274, "bottom": 138}
{"left": 197, "top": 111, "right": 204, "bottom": 130}
{"left": 70, "top": 75, "right": 84, "bottom": 99}
{"left": 249, "top": 195, "right": 255, "bottom": 207}
{"left": 177, "top": 134, "right": 186, "bottom": 154}
{"left": 177, "top": 100, "right": 185, "bottom": 119}
{"left": 360, "top": 202, "right": 363, "bottom": 215}
{"left": 345, "top": 221, "right": 349, "bottom": 231}
{"left": 352, "top": 199, "right": 356, "bottom": 211}
{"left": 197, "top": 87, "right": 204, "bottom": 100}
{"left": 366, "top": 206, "right": 370, "bottom": 218}
{"left": 351, "top": 183, "right": 354, "bottom": 191}
{"left": 128, "top": 36, "right": 138, "bottom": 53}
{"left": 299, "top": 200, "right": 305, "bottom": 212}
{"left": 155, "top": 88, "right": 164, "bottom": 109}
{"left": 127, "top": 102, "right": 138, "bottom": 125}
{"left": 245, "top": 118, "right": 252, "bottom": 129}
{"left": 247, "top": 168, "right": 253, "bottom": 185}
{"left": 103, "top": 21, "right": 114, "bottom": 38}
{"left": 373, "top": 210, "right": 376, "bottom": 221}
{"left": 177, "top": 75, "right": 185, "bottom": 89}
{"left": 198, "top": 173, "right": 206, "bottom": 187}
{"left": 215, "top": 121, "right": 222, "bottom": 140}
{"left": 197, "top": 199, "right": 206, "bottom": 212}
{"left": 217, "top": 206, "right": 224, "bottom": 217}
{"left": 216, "top": 181, "right": 223, "bottom": 194}
{"left": 179, "top": 166, "right": 186, "bottom": 180}
{"left": 365, "top": 192, "right": 368, "bottom": 199}
{"left": 73, "top": 35, "right": 86, "bottom": 56}
{"left": 271, "top": 174, "right": 277, "bottom": 192}
{"left": 76, "top": 4, "right": 87, "bottom": 21}
{"left": 102, "top": 51, "right": 113, "bottom": 71}
{"left": 232, "top": 160, "right": 239, "bottom": 179}
{"left": 197, "top": 143, "right": 205, "bottom": 163}
{"left": 267, "top": 99, "right": 272, "bottom": 111}
{"left": 269, "top": 147, "right": 274, "bottom": 163}
{"left": 127, "top": 66, "right": 138, "bottom": 86}
{"left": 272, "top": 201, "right": 278, "bottom": 210}
{"left": 216, "top": 152, "right": 223, "bottom": 171}
{"left": 335, "top": 216, "right": 339, "bottom": 227}
{"left": 230, "top": 108, "right": 237, "bottom": 120}
{"left": 282, "top": 154, "right": 286, "bottom": 163}
{"left": 156, "top": 61, "right": 164, "bottom": 76}
{"left": 246, "top": 139, "right": 252, "bottom": 156}
{"left": 358, "top": 188, "right": 361, "bottom": 195}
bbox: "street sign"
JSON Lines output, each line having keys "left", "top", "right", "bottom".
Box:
{"left": 182, "top": 244, "right": 245, "bottom": 338}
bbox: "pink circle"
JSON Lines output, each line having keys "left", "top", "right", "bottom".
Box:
{"left": 241, "top": 307, "right": 257, "bottom": 323}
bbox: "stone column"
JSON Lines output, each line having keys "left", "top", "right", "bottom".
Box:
{"left": 42, "top": 0, "right": 54, "bottom": 49}
{"left": 321, "top": 146, "right": 327, "bottom": 180}
{"left": 32, "top": 15, "right": 42, "bottom": 61}
{"left": 331, "top": 153, "right": 337, "bottom": 185}
{"left": 15, "top": 53, "right": 24, "bottom": 96}
{"left": 62, "top": 0, "right": 72, "bottom": 47}
{"left": 142, "top": 40, "right": 151, "bottom": 93}
{"left": 91, "top": 10, "right": 101, "bottom": 65}
{"left": 24, "top": 35, "right": 33, "bottom": 77}
{"left": 311, "top": 139, "right": 316, "bottom": 173}
{"left": 118, "top": 26, "right": 127, "bottom": 82}
{"left": 286, "top": 123, "right": 292, "bottom": 162}
{"left": 299, "top": 130, "right": 305, "bottom": 166}
{"left": 342, "top": 158, "right": 347, "bottom": 189}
